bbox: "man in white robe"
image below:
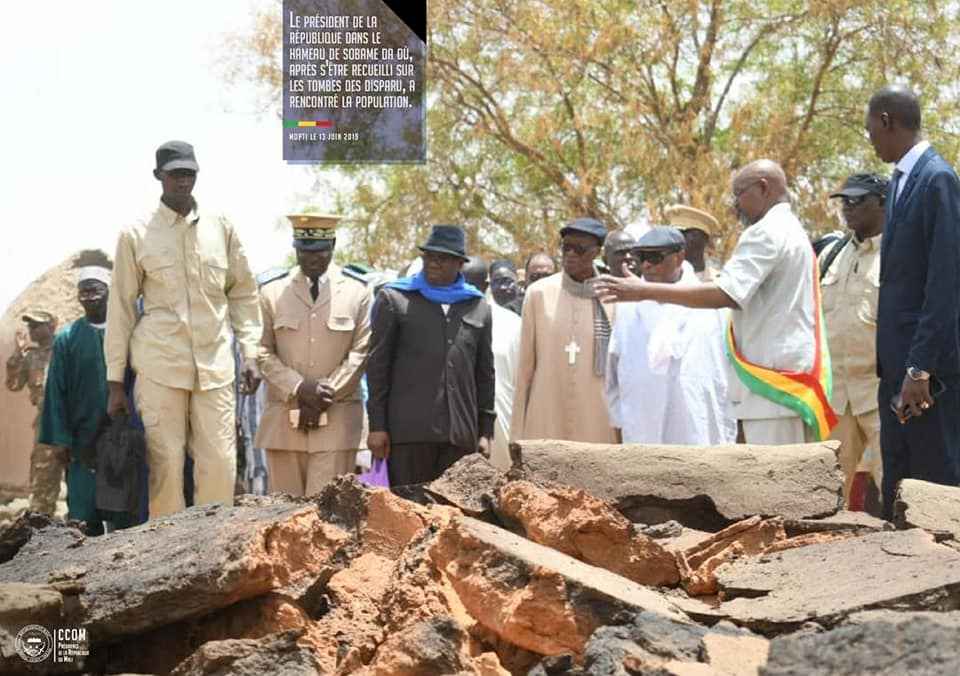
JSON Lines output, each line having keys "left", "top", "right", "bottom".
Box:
{"left": 491, "top": 301, "right": 521, "bottom": 468}
{"left": 606, "top": 228, "right": 735, "bottom": 444}
{"left": 463, "top": 256, "right": 521, "bottom": 468}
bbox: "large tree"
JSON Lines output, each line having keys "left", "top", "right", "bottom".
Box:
{"left": 224, "top": 0, "right": 960, "bottom": 267}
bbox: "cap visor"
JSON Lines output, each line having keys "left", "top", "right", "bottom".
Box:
{"left": 293, "top": 240, "right": 335, "bottom": 251}
{"left": 160, "top": 159, "right": 199, "bottom": 172}
{"left": 830, "top": 188, "right": 870, "bottom": 198}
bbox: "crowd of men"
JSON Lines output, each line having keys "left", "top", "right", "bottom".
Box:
{"left": 7, "top": 84, "right": 960, "bottom": 531}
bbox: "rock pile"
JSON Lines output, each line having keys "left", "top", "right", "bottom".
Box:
{"left": 1, "top": 440, "right": 959, "bottom": 675}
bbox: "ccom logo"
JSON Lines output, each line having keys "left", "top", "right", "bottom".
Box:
{"left": 15, "top": 624, "right": 53, "bottom": 663}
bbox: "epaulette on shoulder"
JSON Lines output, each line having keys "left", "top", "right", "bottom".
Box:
{"left": 256, "top": 267, "right": 290, "bottom": 287}
{"left": 342, "top": 263, "right": 372, "bottom": 285}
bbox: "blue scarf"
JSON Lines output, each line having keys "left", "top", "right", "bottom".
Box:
{"left": 386, "top": 271, "right": 483, "bottom": 304}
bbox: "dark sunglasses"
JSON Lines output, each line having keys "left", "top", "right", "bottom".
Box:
{"left": 635, "top": 248, "right": 681, "bottom": 264}
{"left": 560, "top": 241, "right": 598, "bottom": 256}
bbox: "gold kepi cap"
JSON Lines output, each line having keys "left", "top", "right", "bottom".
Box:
{"left": 22, "top": 309, "right": 55, "bottom": 324}
{"left": 663, "top": 204, "right": 719, "bottom": 237}
{"left": 287, "top": 213, "right": 341, "bottom": 251}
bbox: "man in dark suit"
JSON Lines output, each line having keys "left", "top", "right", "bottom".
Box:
{"left": 366, "top": 225, "right": 495, "bottom": 486}
{"left": 866, "top": 85, "right": 960, "bottom": 517}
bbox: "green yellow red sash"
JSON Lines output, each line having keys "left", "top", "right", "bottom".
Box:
{"left": 725, "top": 255, "right": 838, "bottom": 441}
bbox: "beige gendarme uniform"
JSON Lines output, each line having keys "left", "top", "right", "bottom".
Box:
{"left": 6, "top": 343, "right": 64, "bottom": 516}
{"left": 821, "top": 234, "right": 883, "bottom": 504}
{"left": 255, "top": 265, "right": 371, "bottom": 496}
{"left": 105, "top": 200, "right": 262, "bottom": 519}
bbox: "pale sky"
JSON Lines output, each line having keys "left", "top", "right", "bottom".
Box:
{"left": 0, "top": 1, "right": 330, "bottom": 312}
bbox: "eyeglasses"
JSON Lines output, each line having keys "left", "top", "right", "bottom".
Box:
{"left": 839, "top": 195, "right": 868, "bottom": 207}
{"left": 560, "top": 241, "right": 598, "bottom": 256}
{"left": 729, "top": 179, "right": 763, "bottom": 206}
{"left": 635, "top": 248, "right": 681, "bottom": 265}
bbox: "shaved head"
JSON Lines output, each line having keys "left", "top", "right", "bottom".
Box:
{"left": 731, "top": 159, "right": 789, "bottom": 226}
{"left": 868, "top": 85, "right": 921, "bottom": 131}
{"left": 736, "top": 159, "right": 788, "bottom": 199}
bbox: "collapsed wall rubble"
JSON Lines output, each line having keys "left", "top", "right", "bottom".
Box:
{"left": 0, "top": 445, "right": 958, "bottom": 675}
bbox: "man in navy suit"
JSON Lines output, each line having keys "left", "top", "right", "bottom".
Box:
{"left": 867, "top": 85, "right": 960, "bottom": 517}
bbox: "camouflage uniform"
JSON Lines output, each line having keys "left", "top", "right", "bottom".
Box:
{"left": 6, "top": 332, "right": 65, "bottom": 516}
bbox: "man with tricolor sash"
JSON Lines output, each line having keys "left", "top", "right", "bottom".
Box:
{"left": 596, "top": 159, "right": 835, "bottom": 445}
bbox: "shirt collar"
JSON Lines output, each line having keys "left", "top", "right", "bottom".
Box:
{"left": 294, "top": 265, "right": 331, "bottom": 286}
{"left": 157, "top": 198, "right": 200, "bottom": 227}
{"left": 852, "top": 232, "right": 882, "bottom": 251}
{"left": 894, "top": 140, "right": 930, "bottom": 178}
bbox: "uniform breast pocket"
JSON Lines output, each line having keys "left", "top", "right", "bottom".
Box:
{"left": 202, "top": 255, "right": 228, "bottom": 293}
{"left": 274, "top": 314, "right": 302, "bottom": 333}
{"left": 820, "top": 272, "right": 839, "bottom": 314}
{"left": 856, "top": 259, "right": 881, "bottom": 326}
{"left": 327, "top": 315, "right": 356, "bottom": 333}
{"left": 140, "top": 252, "right": 178, "bottom": 301}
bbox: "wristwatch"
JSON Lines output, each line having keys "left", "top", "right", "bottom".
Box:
{"left": 907, "top": 366, "right": 931, "bottom": 381}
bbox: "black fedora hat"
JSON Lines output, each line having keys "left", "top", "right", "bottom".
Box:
{"left": 418, "top": 224, "right": 469, "bottom": 260}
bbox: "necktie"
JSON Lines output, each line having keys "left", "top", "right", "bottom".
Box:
{"left": 310, "top": 277, "right": 319, "bottom": 301}
{"left": 890, "top": 168, "right": 904, "bottom": 205}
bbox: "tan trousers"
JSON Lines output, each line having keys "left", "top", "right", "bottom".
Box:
{"left": 134, "top": 376, "right": 236, "bottom": 519}
{"left": 829, "top": 404, "right": 883, "bottom": 505}
{"left": 740, "top": 417, "right": 812, "bottom": 445}
{"left": 266, "top": 449, "right": 356, "bottom": 497}
{"left": 29, "top": 443, "right": 68, "bottom": 516}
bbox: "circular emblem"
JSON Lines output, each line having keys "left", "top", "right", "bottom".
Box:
{"left": 15, "top": 624, "right": 53, "bottom": 663}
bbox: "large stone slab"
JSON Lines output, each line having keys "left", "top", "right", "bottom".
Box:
{"left": 579, "top": 613, "right": 768, "bottom": 676}
{"left": 429, "top": 515, "right": 688, "bottom": 657}
{"left": 0, "top": 583, "right": 74, "bottom": 674}
{"left": 355, "top": 617, "right": 509, "bottom": 676}
{"left": 495, "top": 480, "right": 678, "bottom": 586}
{"left": 170, "top": 630, "right": 322, "bottom": 676}
{"left": 676, "top": 517, "right": 785, "bottom": 596}
{"left": 895, "top": 479, "right": 960, "bottom": 543}
{"left": 761, "top": 611, "right": 960, "bottom": 675}
{"left": 715, "top": 529, "right": 960, "bottom": 634}
{"left": 426, "top": 453, "right": 506, "bottom": 519}
{"left": 511, "top": 440, "right": 843, "bottom": 529}
{"left": 0, "top": 500, "right": 351, "bottom": 644}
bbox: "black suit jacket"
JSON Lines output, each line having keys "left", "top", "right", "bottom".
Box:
{"left": 366, "top": 288, "right": 495, "bottom": 450}
{"left": 878, "top": 145, "right": 960, "bottom": 384}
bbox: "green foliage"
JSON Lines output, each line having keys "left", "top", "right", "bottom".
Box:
{"left": 226, "top": 0, "right": 960, "bottom": 265}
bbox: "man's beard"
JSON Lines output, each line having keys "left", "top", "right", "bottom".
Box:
{"left": 737, "top": 208, "right": 754, "bottom": 227}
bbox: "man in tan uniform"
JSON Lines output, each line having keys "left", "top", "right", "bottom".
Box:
{"left": 822, "top": 173, "right": 887, "bottom": 512}
{"left": 6, "top": 310, "right": 61, "bottom": 514}
{"left": 105, "top": 141, "right": 262, "bottom": 518}
{"left": 665, "top": 205, "right": 722, "bottom": 282}
{"left": 256, "top": 214, "right": 371, "bottom": 495}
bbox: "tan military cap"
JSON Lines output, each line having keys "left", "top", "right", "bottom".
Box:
{"left": 21, "top": 309, "right": 55, "bottom": 324}
{"left": 664, "top": 205, "right": 719, "bottom": 237}
{"left": 286, "top": 213, "right": 342, "bottom": 251}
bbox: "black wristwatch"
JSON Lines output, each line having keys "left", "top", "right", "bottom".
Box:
{"left": 907, "top": 366, "right": 931, "bottom": 381}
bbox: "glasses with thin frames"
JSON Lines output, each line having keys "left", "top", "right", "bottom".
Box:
{"left": 729, "top": 179, "right": 763, "bottom": 207}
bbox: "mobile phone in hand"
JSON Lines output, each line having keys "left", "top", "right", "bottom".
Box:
{"left": 890, "top": 377, "right": 947, "bottom": 421}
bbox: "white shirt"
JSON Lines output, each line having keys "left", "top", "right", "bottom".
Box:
{"left": 490, "top": 301, "right": 521, "bottom": 468}
{"left": 893, "top": 140, "right": 931, "bottom": 202}
{"left": 715, "top": 202, "right": 817, "bottom": 420}
{"left": 606, "top": 265, "right": 735, "bottom": 444}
